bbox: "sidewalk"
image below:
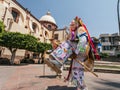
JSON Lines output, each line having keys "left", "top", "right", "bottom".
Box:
{"left": 0, "top": 64, "right": 75, "bottom": 90}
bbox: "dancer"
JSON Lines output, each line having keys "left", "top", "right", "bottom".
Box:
{"left": 66, "top": 17, "right": 92, "bottom": 90}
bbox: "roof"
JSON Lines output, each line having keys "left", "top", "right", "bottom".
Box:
{"left": 39, "top": 12, "right": 57, "bottom": 25}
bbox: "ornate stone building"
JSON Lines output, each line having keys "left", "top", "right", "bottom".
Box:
{"left": 0, "top": 0, "right": 67, "bottom": 58}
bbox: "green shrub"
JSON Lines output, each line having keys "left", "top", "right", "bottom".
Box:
{"left": 21, "top": 58, "right": 35, "bottom": 64}
{"left": 99, "top": 53, "right": 109, "bottom": 58}
{"left": 117, "top": 53, "right": 120, "bottom": 58}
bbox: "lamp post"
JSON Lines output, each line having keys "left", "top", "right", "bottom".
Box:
{"left": 117, "top": 0, "right": 120, "bottom": 35}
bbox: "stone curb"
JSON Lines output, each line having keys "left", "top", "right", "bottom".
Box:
{"left": 94, "top": 68, "right": 120, "bottom": 74}
{"left": 63, "top": 66, "right": 120, "bottom": 74}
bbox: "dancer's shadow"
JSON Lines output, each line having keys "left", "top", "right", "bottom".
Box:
{"left": 36, "top": 75, "right": 76, "bottom": 90}
{"left": 46, "top": 85, "right": 76, "bottom": 90}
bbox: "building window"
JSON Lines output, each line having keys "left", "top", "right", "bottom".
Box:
{"left": 54, "top": 34, "right": 58, "bottom": 39}
{"left": 105, "top": 38, "right": 109, "bottom": 42}
{"left": 101, "top": 37, "right": 105, "bottom": 42}
{"left": 101, "top": 37, "right": 109, "bottom": 42}
{"left": 32, "top": 23, "right": 37, "bottom": 33}
{"left": 45, "top": 31, "right": 48, "bottom": 36}
{"left": 48, "top": 24, "right": 52, "bottom": 30}
{"left": 12, "top": 10, "right": 19, "bottom": 23}
{"left": 102, "top": 46, "right": 110, "bottom": 50}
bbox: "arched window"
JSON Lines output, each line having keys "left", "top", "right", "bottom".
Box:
{"left": 11, "top": 7, "right": 24, "bottom": 24}
{"left": 12, "top": 9, "right": 19, "bottom": 23}
{"left": 32, "top": 23, "right": 37, "bottom": 33}
{"left": 32, "top": 22, "right": 39, "bottom": 33}
{"left": 43, "top": 30, "right": 49, "bottom": 39}
{"left": 32, "top": 23, "right": 36, "bottom": 31}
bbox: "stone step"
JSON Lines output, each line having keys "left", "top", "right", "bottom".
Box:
{"left": 63, "top": 65, "right": 120, "bottom": 74}
{"left": 94, "top": 68, "right": 120, "bottom": 74}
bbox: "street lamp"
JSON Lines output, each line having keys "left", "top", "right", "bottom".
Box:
{"left": 117, "top": 0, "right": 120, "bottom": 35}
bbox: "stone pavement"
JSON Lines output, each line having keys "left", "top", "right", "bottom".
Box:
{"left": 0, "top": 64, "right": 120, "bottom": 90}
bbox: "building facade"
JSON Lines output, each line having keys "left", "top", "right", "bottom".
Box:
{"left": 99, "top": 33, "right": 120, "bottom": 56}
{"left": 0, "top": 0, "right": 67, "bottom": 58}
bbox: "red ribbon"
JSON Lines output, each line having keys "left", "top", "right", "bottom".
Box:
{"left": 82, "top": 22, "right": 100, "bottom": 60}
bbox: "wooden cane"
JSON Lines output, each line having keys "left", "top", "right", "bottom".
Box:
{"left": 75, "top": 59, "right": 98, "bottom": 77}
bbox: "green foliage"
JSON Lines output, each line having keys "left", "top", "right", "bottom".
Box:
{"left": 36, "top": 42, "right": 45, "bottom": 53}
{"left": 44, "top": 43, "right": 52, "bottom": 50}
{"left": 22, "top": 34, "right": 38, "bottom": 51}
{"left": 0, "top": 21, "right": 5, "bottom": 42}
{"left": 0, "top": 32, "right": 38, "bottom": 51}
{"left": 36, "top": 42, "right": 52, "bottom": 53}
{"left": 20, "top": 58, "right": 35, "bottom": 64}
{"left": 99, "top": 52, "right": 109, "bottom": 58}
{"left": 0, "top": 32, "right": 24, "bottom": 49}
{"left": 0, "top": 21, "right": 5, "bottom": 33}
{"left": 0, "top": 31, "right": 52, "bottom": 53}
{"left": 117, "top": 53, "right": 120, "bottom": 58}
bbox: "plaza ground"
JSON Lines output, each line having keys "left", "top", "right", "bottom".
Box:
{"left": 0, "top": 64, "right": 120, "bottom": 90}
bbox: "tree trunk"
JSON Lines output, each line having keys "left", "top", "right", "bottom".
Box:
{"left": 38, "top": 53, "right": 41, "bottom": 64}
{"left": 9, "top": 48, "right": 17, "bottom": 64}
{"left": 0, "top": 46, "right": 4, "bottom": 57}
{"left": 0, "top": 47, "right": 2, "bottom": 57}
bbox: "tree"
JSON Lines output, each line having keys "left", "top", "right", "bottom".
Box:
{"left": 0, "top": 32, "right": 38, "bottom": 64}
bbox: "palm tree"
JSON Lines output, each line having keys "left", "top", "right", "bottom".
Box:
{"left": 117, "top": 0, "right": 120, "bottom": 35}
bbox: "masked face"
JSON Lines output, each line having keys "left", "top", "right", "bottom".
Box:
{"left": 69, "top": 20, "right": 77, "bottom": 31}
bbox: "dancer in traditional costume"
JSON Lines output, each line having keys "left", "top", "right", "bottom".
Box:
{"left": 65, "top": 17, "right": 99, "bottom": 90}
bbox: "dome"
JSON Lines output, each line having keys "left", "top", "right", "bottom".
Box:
{"left": 40, "top": 12, "right": 57, "bottom": 25}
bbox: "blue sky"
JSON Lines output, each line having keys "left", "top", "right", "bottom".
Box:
{"left": 17, "top": 0, "right": 119, "bottom": 38}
